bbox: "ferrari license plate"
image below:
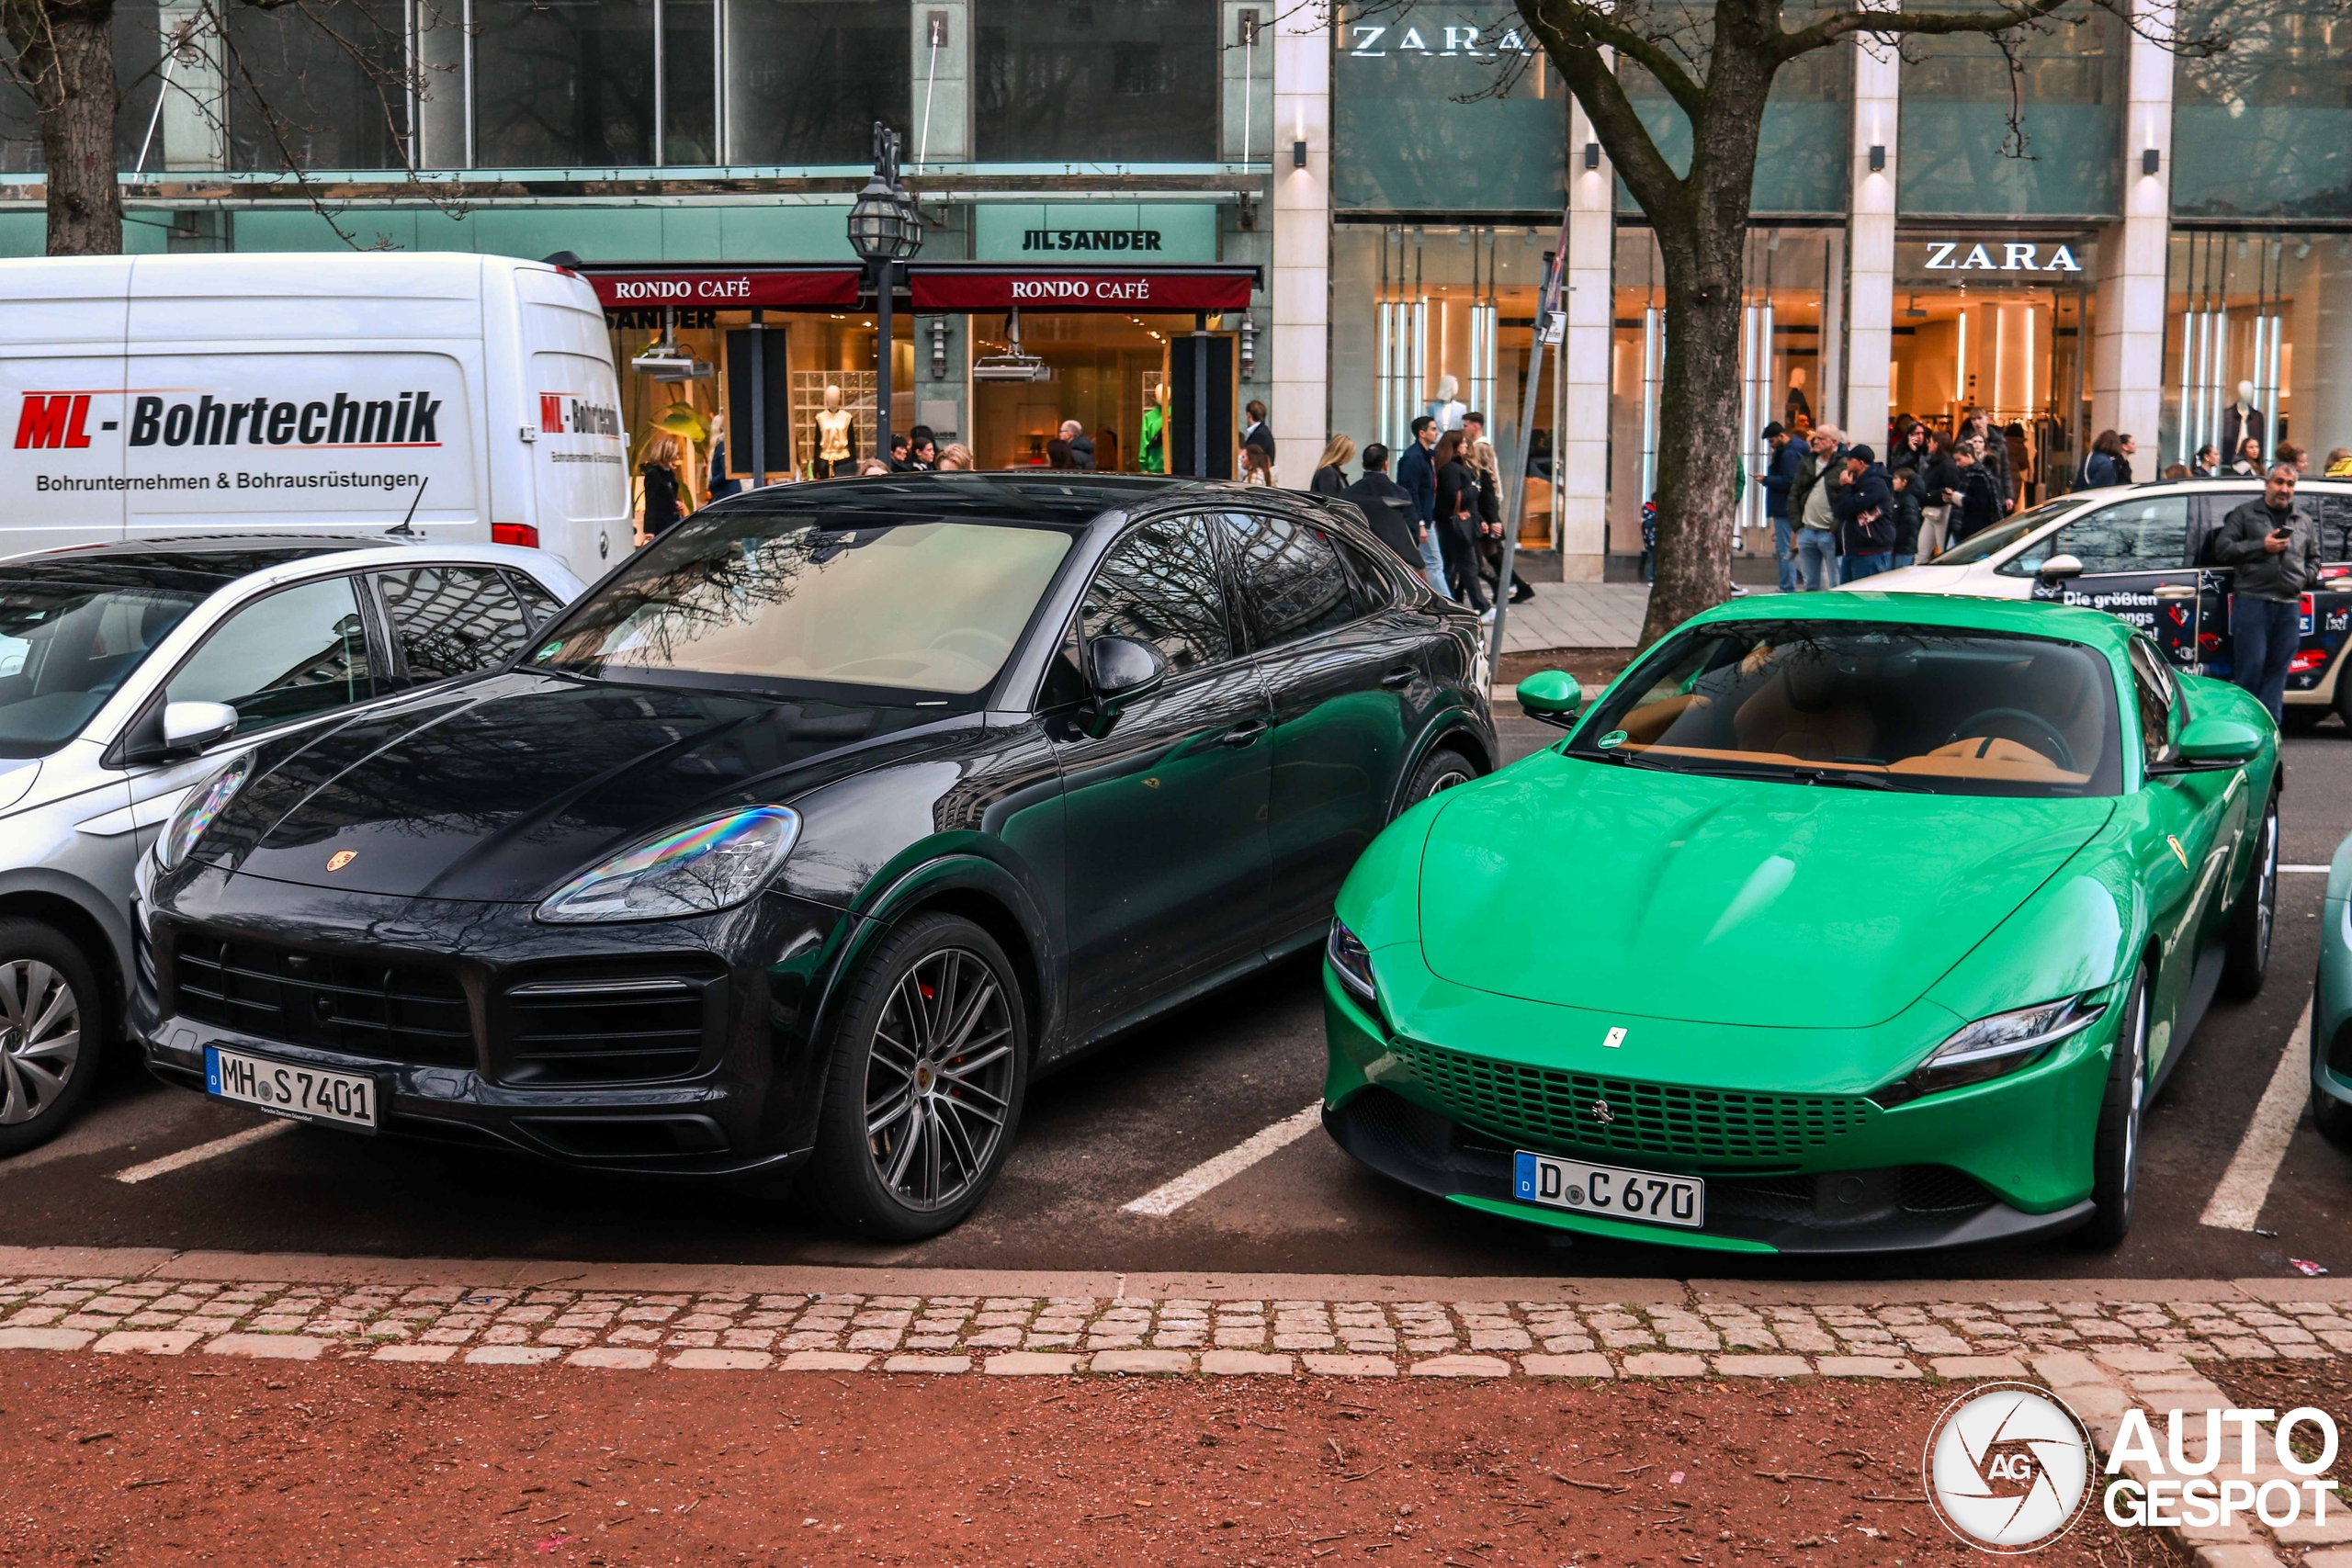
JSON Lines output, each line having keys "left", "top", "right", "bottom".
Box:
{"left": 205, "top": 1045, "right": 379, "bottom": 1132}
{"left": 1513, "top": 1151, "right": 1704, "bottom": 1229}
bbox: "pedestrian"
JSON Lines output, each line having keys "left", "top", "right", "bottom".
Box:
{"left": 1433, "top": 430, "right": 1488, "bottom": 613}
{"left": 1891, "top": 419, "right": 1930, "bottom": 480}
{"left": 2328, "top": 447, "right": 2352, "bottom": 479}
{"left": 1885, "top": 468, "right": 1922, "bottom": 569}
{"left": 1240, "top": 400, "right": 1275, "bottom": 464}
{"left": 1343, "top": 443, "right": 1429, "bottom": 575}
{"left": 1946, "top": 446, "right": 2001, "bottom": 544}
{"left": 1396, "top": 414, "right": 1450, "bottom": 596}
{"left": 1917, "top": 429, "right": 1960, "bottom": 559}
{"left": 2116, "top": 433, "right": 2139, "bottom": 483}
{"left": 906, "top": 425, "right": 938, "bottom": 470}
{"left": 1639, "top": 497, "right": 1658, "bottom": 584}
{"left": 1759, "top": 421, "right": 1803, "bottom": 592}
{"left": 888, "top": 431, "right": 913, "bottom": 471}
{"left": 639, "top": 433, "right": 688, "bottom": 539}
{"left": 1965, "top": 412, "right": 2014, "bottom": 513}
{"left": 1311, "top": 434, "right": 1354, "bottom": 496}
{"left": 2212, "top": 460, "right": 2324, "bottom": 722}
{"left": 1834, "top": 444, "right": 1898, "bottom": 581}
{"left": 2194, "top": 444, "right": 2222, "bottom": 478}
{"left": 1058, "top": 420, "right": 1096, "bottom": 470}
{"left": 2230, "top": 436, "right": 2265, "bottom": 476}
{"left": 1241, "top": 441, "right": 1276, "bottom": 486}
{"left": 937, "top": 442, "right": 974, "bottom": 471}
{"left": 2278, "top": 441, "right": 2309, "bottom": 475}
{"left": 858, "top": 457, "right": 891, "bottom": 476}
{"left": 1792, "top": 423, "right": 1845, "bottom": 591}
{"left": 2164, "top": 463, "right": 2191, "bottom": 480}
{"left": 1046, "top": 436, "right": 1073, "bottom": 469}
{"left": 2082, "top": 429, "right": 2125, "bottom": 489}
{"left": 1472, "top": 437, "right": 1531, "bottom": 604}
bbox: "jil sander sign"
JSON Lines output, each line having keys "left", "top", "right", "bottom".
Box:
{"left": 976, "top": 205, "right": 1217, "bottom": 264}
{"left": 1913, "top": 240, "right": 2085, "bottom": 274}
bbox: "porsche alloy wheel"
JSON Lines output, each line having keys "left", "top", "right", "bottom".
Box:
{"left": 1403, "top": 748, "right": 1483, "bottom": 811}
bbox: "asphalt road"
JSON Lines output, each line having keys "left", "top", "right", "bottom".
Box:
{"left": 6, "top": 712, "right": 2348, "bottom": 1282}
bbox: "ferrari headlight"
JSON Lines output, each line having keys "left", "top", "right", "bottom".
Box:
{"left": 1874, "top": 993, "right": 2107, "bottom": 1108}
{"left": 536, "top": 807, "right": 800, "bottom": 924}
{"left": 1327, "top": 919, "right": 1378, "bottom": 1005}
{"left": 154, "top": 752, "right": 252, "bottom": 871}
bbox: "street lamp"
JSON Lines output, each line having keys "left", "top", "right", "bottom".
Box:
{"left": 847, "top": 121, "right": 923, "bottom": 469}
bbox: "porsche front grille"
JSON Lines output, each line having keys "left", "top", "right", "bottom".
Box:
{"left": 1392, "top": 1037, "right": 1877, "bottom": 1163}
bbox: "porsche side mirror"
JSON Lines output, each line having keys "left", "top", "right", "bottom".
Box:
{"left": 1081, "top": 636, "right": 1168, "bottom": 737}
{"left": 1516, "top": 670, "right": 1583, "bottom": 728}
{"left": 2038, "top": 554, "right": 2085, "bottom": 583}
{"left": 160, "top": 701, "right": 238, "bottom": 758}
{"left": 2176, "top": 714, "right": 2265, "bottom": 764}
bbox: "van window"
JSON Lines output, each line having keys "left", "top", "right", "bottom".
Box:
{"left": 378, "top": 566, "right": 532, "bottom": 684}
{"left": 166, "top": 576, "right": 373, "bottom": 733}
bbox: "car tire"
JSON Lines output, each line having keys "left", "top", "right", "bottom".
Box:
{"left": 0, "top": 919, "right": 104, "bottom": 1158}
{"left": 2221, "top": 792, "right": 2280, "bottom": 1000}
{"left": 2085, "top": 964, "right": 2151, "bottom": 1248}
{"left": 804, "top": 912, "right": 1028, "bottom": 1241}
{"left": 1400, "top": 745, "right": 1482, "bottom": 813}
{"left": 2281, "top": 705, "right": 2328, "bottom": 734}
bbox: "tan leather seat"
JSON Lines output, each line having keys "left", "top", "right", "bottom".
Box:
{"left": 1619, "top": 692, "right": 1711, "bottom": 745}
{"left": 1732, "top": 659, "right": 1875, "bottom": 761}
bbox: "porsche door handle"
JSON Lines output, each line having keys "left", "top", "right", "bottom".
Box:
{"left": 1220, "top": 719, "right": 1271, "bottom": 747}
{"left": 1380, "top": 666, "right": 1418, "bottom": 688}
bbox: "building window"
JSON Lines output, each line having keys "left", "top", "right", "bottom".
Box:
{"left": 1614, "top": 2, "right": 1849, "bottom": 217}
{"left": 2172, "top": 0, "right": 2352, "bottom": 220}
{"left": 975, "top": 0, "right": 1215, "bottom": 163}
{"left": 725, "top": 0, "right": 910, "bottom": 167}
{"left": 473, "top": 0, "right": 657, "bottom": 167}
{"left": 1331, "top": 4, "right": 1565, "bottom": 213}
{"left": 226, "top": 0, "right": 411, "bottom": 172}
{"left": 2162, "top": 230, "right": 2352, "bottom": 471}
{"left": 1899, "top": 5, "right": 2127, "bottom": 218}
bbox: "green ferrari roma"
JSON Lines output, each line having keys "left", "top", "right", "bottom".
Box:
{"left": 1322, "top": 593, "right": 2281, "bottom": 1254}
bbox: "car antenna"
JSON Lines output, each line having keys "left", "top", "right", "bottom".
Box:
{"left": 385, "top": 477, "right": 428, "bottom": 539}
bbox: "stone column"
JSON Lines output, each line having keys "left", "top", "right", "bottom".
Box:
{"left": 1556, "top": 88, "right": 1612, "bottom": 581}
{"left": 2092, "top": 0, "right": 2174, "bottom": 445}
{"left": 1844, "top": 25, "right": 1901, "bottom": 450}
{"left": 1269, "top": 4, "right": 1329, "bottom": 460}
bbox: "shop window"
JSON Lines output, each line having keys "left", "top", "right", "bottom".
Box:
{"left": 2161, "top": 230, "right": 2352, "bottom": 471}
{"left": 2173, "top": 0, "right": 2352, "bottom": 220}
{"left": 225, "top": 0, "right": 410, "bottom": 172}
{"left": 1331, "top": 4, "right": 1566, "bottom": 212}
{"left": 473, "top": 0, "right": 656, "bottom": 167}
{"left": 726, "top": 0, "right": 910, "bottom": 167}
{"left": 1898, "top": 3, "right": 2126, "bottom": 218}
{"left": 976, "top": 0, "right": 1216, "bottom": 163}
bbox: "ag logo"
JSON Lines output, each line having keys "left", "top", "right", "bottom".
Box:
{"left": 1923, "top": 1382, "right": 2094, "bottom": 1551}
{"left": 326, "top": 850, "right": 356, "bottom": 872}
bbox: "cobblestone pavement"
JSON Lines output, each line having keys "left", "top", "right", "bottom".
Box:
{"left": 8, "top": 1273, "right": 2352, "bottom": 1377}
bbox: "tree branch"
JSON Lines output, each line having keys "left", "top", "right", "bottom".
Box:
{"left": 1541, "top": 1, "right": 1713, "bottom": 122}
{"left": 1516, "top": 0, "right": 1697, "bottom": 237}
{"left": 1774, "top": 0, "right": 2089, "bottom": 61}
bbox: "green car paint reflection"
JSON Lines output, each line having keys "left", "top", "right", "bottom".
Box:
{"left": 2311, "top": 829, "right": 2352, "bottom": 1146}
{"left": 1321, "top": 592, "right": 2283, "bottom": 1255}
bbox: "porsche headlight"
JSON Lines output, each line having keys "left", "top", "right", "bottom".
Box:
{"left": 1874, "top": 993, "right": 2108, "bottom": 1108}
{"left": 1326, "top": 919, "right": 1378, "bottom": 1006}
{"left": 536, "top": 807, "right": 800, "bottom": 924}
{"left": 154, "top": 752, "right": 252, "bottom": 871}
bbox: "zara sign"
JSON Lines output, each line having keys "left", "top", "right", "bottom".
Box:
{"left": 1916, "top": 240, "right": 2085, "bottom": 274}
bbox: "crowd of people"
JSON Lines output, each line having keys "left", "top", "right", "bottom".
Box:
{"left": 1306, "top": 413, "right": 1532, "bottom": 622}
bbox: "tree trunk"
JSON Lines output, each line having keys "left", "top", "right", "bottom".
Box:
{"left": 1643, "top": 214, "right": 1748, "bottom": 645}
{"left": 5, "top": 0, "right": 123, "bottom": 254}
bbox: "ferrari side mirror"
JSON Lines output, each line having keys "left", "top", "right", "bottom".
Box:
{"left": 1516, "top": 670, "right": 1583, "bottom": 728}
{"left": 2176, "top": 714, "right": 2264, "bottom": 764}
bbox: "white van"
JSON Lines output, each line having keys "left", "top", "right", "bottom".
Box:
{"left": 0, "top": 253, "right": 631, "bottom": 581}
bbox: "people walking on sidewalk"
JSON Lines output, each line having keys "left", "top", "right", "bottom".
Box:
{"left": 1434, "top": 430, "right": 1489, "bottom": 612}
{"left": 1343, "top": 444, "right": 1428, "bottom": 576}
{"left": 1311, "top": 434, "right": 1354, "bottom": 495}
{"left": 2213, "top": 460, "right": 2324, "bottom": 722}
{"left": 1917, "top": 429, "right": 1960, "bottom": 559}
{"left": 1834, "top": 445, "right": 1898, "bottom": 582}
{"left": 1397, "top": 415, "right": 1450, "bottom": 596}
{"left": 1888, "top": 467, "right": 1924, "bottom": 569}
{"left": 1945, "top": 446, "right": 2001, "bottom": 545}
{"left": 1791, "top": 423, "right": 1844, "bottom": 591}
{"left": 1760, "top": 421, "right": 1804, "bottom": 592}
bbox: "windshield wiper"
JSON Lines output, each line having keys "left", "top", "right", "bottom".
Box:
{"left": 1581, "top": 747, "right": 1679, "bottom": 771}
{"left": 1650, "top": 758, "right": 1926, "bottom": 792}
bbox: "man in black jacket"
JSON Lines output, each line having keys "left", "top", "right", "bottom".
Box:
{"left": 1341, "top": 445, "right": 1429, "bottom": 576}
{"left": 1395, "top": 416, "right": 1448, "bottom": 595}
{"left": 1832, "top": 445, "right": 1897, "bottom": 581}
{"left": 2214, "top": 461, "right": 2327, "bottom": 720}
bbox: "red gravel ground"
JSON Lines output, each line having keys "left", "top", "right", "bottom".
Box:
{"left": 0, "top": 1351, "right": 2157, "bottom": 1566}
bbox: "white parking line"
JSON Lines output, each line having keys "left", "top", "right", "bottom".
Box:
{"left": 1121, "top": 1103, "right": 1323, "bottom": 1216}
{"left": 112, "top": 1120, "right": 293, "bottom": 1185}
{"left": 2283, "top": 864, "right": 2332, "bottom": 874}
{"left": 2199, "top": 996, "right": 2315, "bottom": 1231}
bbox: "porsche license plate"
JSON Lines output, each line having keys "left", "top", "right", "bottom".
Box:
{"left": 1513, "top": 1152, "right": 1704, "bottom": 1228}
{"left": 205, "top": 1045, "right": 379, "bottom": 1132}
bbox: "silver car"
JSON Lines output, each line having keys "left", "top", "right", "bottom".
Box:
{"left": 0, "top": 534, "right": 585, "bottom": 1152}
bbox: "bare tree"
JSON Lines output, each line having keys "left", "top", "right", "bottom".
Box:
{"left": 1506, "top": 0, "right": 2211, "bottom": 643}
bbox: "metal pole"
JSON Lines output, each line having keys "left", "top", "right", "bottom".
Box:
{"left": 750, "top": 309, "right": 766, "bottom": 488}
{"left": 876, "top": 260, "right": 894, "bottom": 467}
{"left": 1192, "top": 320, "right": 1210, "bottom": 478}
{"left": 1487, "top": 212, "right": 1571, "bottom": 671}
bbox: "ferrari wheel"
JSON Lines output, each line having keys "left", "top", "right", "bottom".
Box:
{"left": 2085, "top": 965, "right": 2150, "bottom": 1247}
{"left": 2221, "top": 792, "right": 2279, "bottom": 1000}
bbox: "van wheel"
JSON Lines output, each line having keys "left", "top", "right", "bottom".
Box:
{"left": 2222, "top": 793, "right": 2279, "bottom": 1000}
{"left": 2083, "top": 965, "right": 2151, "bottom": 1247}
{"left": 805, "top": 914, "right": 1027, "bottom": 1240}
{"left": 0, "top": 920, "right": 103, "bottom": 1157}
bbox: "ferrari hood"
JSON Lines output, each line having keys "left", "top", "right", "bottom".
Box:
{"left": 203, "top": 673, "right": 956, "bottom": 903}
{"left": 1414, "top": 752, "right": 2114, "bottom": 1031}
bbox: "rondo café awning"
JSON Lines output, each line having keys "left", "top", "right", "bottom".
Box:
{"left": 570, "top": 261, "right": 1260, "bottom": 314}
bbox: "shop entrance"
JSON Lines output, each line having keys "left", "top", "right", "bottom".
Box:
{"left": 967, "top": 311, "right": 1208, "bottom": 473}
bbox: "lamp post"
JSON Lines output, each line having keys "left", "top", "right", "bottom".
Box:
{"left": 846, "top": 121, "right": 923, "bottom": 469}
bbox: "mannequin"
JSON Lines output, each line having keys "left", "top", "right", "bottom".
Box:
{"left": 817, "top": 384, "right": 856, "bottom": 477}
{"left": 1139, "top": 381, "right": 1168, "bottom": 475}
{"left": 1785, "top": 367, "right": 1812, "bottom": 425}
{"left": 1425, "top": 373, "right": 1465, "bottom": 432}
{"left": 2221, "top": 381, "right": 2264, "bottom": 469}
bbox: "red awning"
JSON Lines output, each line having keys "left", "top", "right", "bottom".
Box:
{"left": 577, "top": 264, "right": 862, "bottom": 310}
{"left": 907, "top": 264, "right": 1259, "bottom": 314}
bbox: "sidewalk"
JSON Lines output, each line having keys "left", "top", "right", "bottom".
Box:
{"left": 1498, "top": 581, "right": 1648, "bottom": 653}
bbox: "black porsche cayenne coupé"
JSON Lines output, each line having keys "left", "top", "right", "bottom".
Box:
{"left": 135, "top": 474, "right": 1494, "bottom": 1235}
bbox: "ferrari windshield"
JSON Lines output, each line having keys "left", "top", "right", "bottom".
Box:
{"left": 0, "top": 568, "right": 207, "bottom": 759}
{"left": 1570, "top": 620, "right": 2123, "bottom": 796}
{"left": 530, "top": 513, "right": 1074, "bottom": 697}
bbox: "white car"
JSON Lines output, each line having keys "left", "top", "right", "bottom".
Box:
{"left": 1851, "top": 477, "right": 2352, "bottom": 728}
{"left": 0, "top": 534, "right": 585, "bottom": 1152}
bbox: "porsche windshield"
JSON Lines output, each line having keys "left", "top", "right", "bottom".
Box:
{"left": 530, "top": 514, "right": 1075, "bottom": 697}
{"left": 1569, "top": 621, "right": 2124, "bottom": 797}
